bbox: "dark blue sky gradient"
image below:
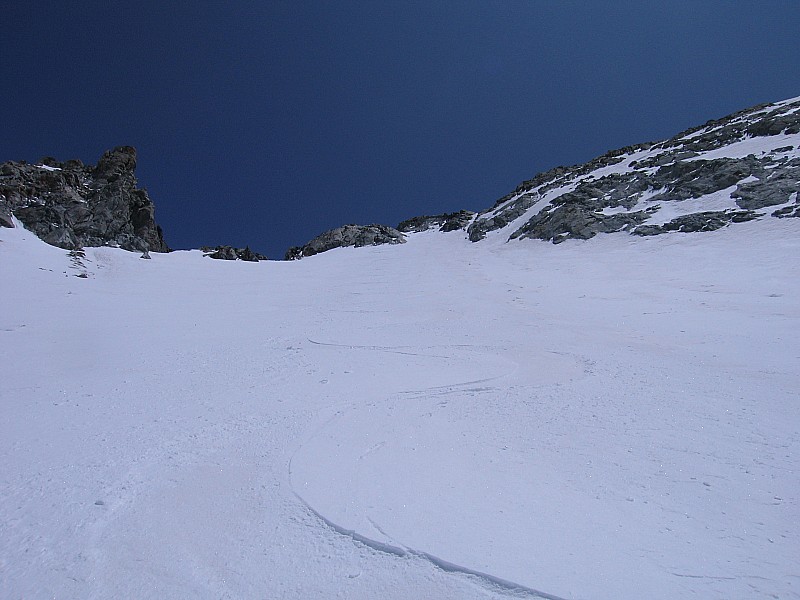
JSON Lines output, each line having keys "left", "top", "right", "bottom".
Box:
{"left": 3, "top": 1, "right": 799, "bottom": 257}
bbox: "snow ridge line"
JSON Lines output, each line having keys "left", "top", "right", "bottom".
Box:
{"left": 289, "top": 486, "right": 570, "bottom": 600}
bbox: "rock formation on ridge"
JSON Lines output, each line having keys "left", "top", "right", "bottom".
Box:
{"left": 469, "top": 96, "right": 800, "bottom": 244}
{"left": 201, "top": 245, "right": 268, "bottom": 262}
{"left": 285, "top": 224, "right": 406, "bottom": 260}
{"left": 0, "top": 146, "right": 169, "bottom": 253}
{"left": 286, "top": 96, "right": 799, "bottom": 259}
{"left": 396, "top": 210, "right": 476, "bottom": 233}
{"left": 5, "top": 96, "right": 798, "bottom": 262}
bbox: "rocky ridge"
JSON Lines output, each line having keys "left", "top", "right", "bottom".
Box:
{"left": 0, "top": 146, "right": 169, "bottom": 253}
{"left": 0, "top": 146, "right": 272, "bottom": 261}
{"left": 5, "top": 97, "right": 798, "bottom": 262}
{"left": 285, "top": 224, "right": 407, "bottom": 260}
{"left": 286, "top": 96, "right": 799, "bottom": 259}
{"left": 468, "top": 95, "right": 800, "bottom": 243}
{"left": 396, "top": 210, "right": 476, "bottom": 233}
{"left": 201, "top": 245, "right": 268, "bottom": 262}
{"left": 285, "top": 212, "right": 476, "bottom": 260}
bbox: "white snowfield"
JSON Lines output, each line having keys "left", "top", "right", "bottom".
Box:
{"left": 1, "top": 218, "right": 798, "bottom": 599}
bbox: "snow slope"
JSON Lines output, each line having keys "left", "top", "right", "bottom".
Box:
{"left": 2, "top": 219, "right": 798, "bottom": 599}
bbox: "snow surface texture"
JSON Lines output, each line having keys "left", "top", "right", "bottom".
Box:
{"left": 1, "top": 219, "right": 799, "bottom": 599}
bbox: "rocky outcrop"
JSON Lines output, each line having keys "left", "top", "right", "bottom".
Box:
{"left": 201, "top": 245, "right": 268, "bottom": 262}
{"left": 731, "top": 159, "right": 800, "bottom": 210}
{"left": 632, "top": 210, "right": 760, "bottom": 236}
{"left": 510, "top": 206, "right": 653, "bottom": 243}
{"left": 468, "top": 96, "right": 800, "bottom": 243}
{"left": 773, "top": 202, "right": 800, "bottom": 218}
{"left": 285, "top": 224, "right": 405, "bottom": 260}
{"left": 0, "top": 146, "right": 169, "bottom": 252}
{"left": 397, "top": 210, "right": 475, "bottom": 233}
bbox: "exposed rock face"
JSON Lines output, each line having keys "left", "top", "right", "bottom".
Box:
{"left": 0, "top": 146, "right": 169, "bottom": 252}
{"left": 509, "top": 205, "right": 652, "bottom": 243}
{"left": 632, "top": 210, "right": 760, "bottom": 236}
{"left": 468, "top": 96, "right": 800, "bottom": 244}
{"left": 285, "top": 224, "right": 405, "bottom": 260}
{"left": 201, "top": 245, "right": 268, "bottom": 262}
{"left": 773, "top": 201, "right": 800, "bottom": 218}
{"left": 274, "top": 98, "right": 800, "bottom": 260}
{"left": 397, "top": 210, "right": 475, "bottom": 233}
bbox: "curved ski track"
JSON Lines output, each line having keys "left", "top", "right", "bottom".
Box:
{"left": 289, "top": 342, "right": 575, "bottom": 600}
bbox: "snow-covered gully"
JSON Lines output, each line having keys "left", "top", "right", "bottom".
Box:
{"left": 2, "top": 220, "right": 798, "bottom": 599}
{"left": 287, "top": 342, "right": 634, "bottom": 598}
{"left": 291, "top": 447, "right": 569, "bottom": 600}
{"left": 288, "top": 348, "right": 571, "bottom": 599}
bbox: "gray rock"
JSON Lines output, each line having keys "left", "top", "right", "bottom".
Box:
{"left": 632, "top": 210, "right": 760, "bottom": 236}
{"left": 0, "top": 203, "right": 13, "bottom": 228}
{"left": 285, "top": 224, "right": 405, "bottom": 260}
{"left": 202, "top": 245, "right": 268, "bottom": 261}
{"left": 746, "top": 114, "right": 800, "bottom": 137}
{"left": 511, "top": 205, "right": 651, "bottom": 243}
{"left": 203, "top": 245, "right": 238, "bottom": 260}
{"left": 732, "top": 161, "right": 800, "bottom": 209}
{"left": 644, "top": 157, "right": 762, "bottom": 204}
{"left": 397, "top": 210, "right": 475, "bottom": 233}
{"left": 772, "top": 203, "right": 800, "bottom": 218}
{"left": 0, "top": 146, "right": 169, "bottom": 253}
{"left": 237, "top": 246, "right": 264, "bottom": 262}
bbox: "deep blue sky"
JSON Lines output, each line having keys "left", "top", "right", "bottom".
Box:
{"left": 3, "top": 1, "right": 799, "bottom": 258}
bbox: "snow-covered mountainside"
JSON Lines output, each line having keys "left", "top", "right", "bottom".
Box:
{"left": 468, "top": 95, "right": 800, "bottom": 243}
{"left": 2, "top": 209, "right": 798, "bottom": 599}
{"left": 4, "top": 97, "right": 798, "bottom": 261}
{"left": 2, "top": 97, "right": 799, "bottom": 599}
{"left": 285, "top": 96, "right": 799, "bottom": 258}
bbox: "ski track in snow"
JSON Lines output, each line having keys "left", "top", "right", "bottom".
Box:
{"left": 289, "top": 374, "right": 571, "bottom": 600}
{"left": 289, "top": 334, "right": 565, "bottom": 597}
{"left": 289, "top": 485, "right": 568, "bottom": 600}
{"left": 289, "top": 227, "right": 800, "bottom": 599}
{"left": 2, "top": 220, "right": 800, "bottom": 599}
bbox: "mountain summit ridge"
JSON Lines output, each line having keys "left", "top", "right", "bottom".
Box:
{"left": 2, "top": 96, "right": 798, "bottom": 259}
{"left": 466, "top": 95, "right": 800, "bottom": 244}
{"left": 286, "top": 95, "right": 799, "bottom": 258}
